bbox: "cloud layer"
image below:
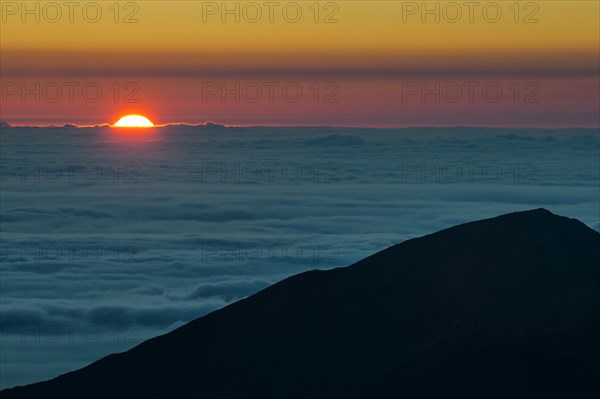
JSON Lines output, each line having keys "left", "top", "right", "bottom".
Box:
{"left": 1, "top": 125, "right": 598, "bottom": 388}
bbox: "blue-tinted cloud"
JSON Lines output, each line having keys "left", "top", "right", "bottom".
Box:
{"left": 1, "top": 125, "right": 598, "bottom": 388}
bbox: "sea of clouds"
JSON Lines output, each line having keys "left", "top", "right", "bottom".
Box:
{"left": 1, "top": 124, "right": 598, "bottom": 388}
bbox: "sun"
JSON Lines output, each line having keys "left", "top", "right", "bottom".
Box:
{"left": 113, "top": 115, "right": 155, "bottom": 128}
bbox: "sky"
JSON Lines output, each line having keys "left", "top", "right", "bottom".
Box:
{"left": 1, "top": 0, "right": 599, "bottom": 126}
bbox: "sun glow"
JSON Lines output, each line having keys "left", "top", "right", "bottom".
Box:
{"left": 113, "top": 115, "right": 155, "bottom": 128}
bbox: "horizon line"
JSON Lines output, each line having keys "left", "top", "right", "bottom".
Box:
{"left": 1, "top": 121, "right": 598, "bottom": 131}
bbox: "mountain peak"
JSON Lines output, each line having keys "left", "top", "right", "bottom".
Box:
{"left": 431, "top": 207, "right": 594, "bottom": 239}
{"left": 526, "top": 207, "right": 552, "bottom": 214}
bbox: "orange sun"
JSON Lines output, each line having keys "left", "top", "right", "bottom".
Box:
{"left": 113, "top": 115, "right": 155, "bottom": 128}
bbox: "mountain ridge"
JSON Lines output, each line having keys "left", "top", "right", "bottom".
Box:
{"left": 2, "top": 208, "right": 599, "bottom": 398}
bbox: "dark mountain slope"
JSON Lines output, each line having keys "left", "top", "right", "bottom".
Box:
{"left": 3, "top": 209, "right": 599, "bottom": 398}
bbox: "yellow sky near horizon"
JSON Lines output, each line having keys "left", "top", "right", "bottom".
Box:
{"left": 2, "top": 1, "right": 598, "bottom": 59}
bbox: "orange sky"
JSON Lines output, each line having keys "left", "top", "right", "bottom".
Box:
{"left": 1, "top": 1, "right": 598, "bottom": 126}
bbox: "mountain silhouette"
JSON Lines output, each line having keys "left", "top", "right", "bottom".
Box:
{"left": 2, "top": 209, "right": 599, "bottom": 398}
